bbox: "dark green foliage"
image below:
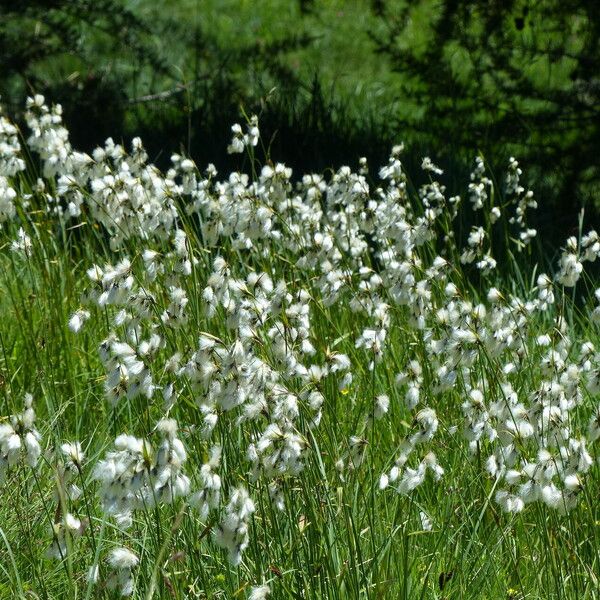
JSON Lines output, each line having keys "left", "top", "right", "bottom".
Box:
{"left": 371, "top": 0, "right": 600, "bottom": 217}
{"left": 134, "top": 74, "right": 398, "bottom": 176}
{"left": 0, "top": 0, "right": 169, "bottom": 107}
{"left": 0, "top": 1, "right": 395, "bottom": 179}
{"left": 0, "top": 0, "right": 322, "bottom": 170}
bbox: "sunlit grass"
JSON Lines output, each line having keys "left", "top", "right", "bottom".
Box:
{"left": 0, "top": 98, "right": 599, "bottom": 600}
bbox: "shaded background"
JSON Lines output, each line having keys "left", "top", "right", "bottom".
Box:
{"left": 2, "top": 0, "right": 599, "bottom": 246}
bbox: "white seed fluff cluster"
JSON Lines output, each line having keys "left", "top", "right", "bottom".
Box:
{"left": 1, "top": 95, "right": 600, "bottom": 595}
{"left": 0, "top": 394, "right": 41, "bottom": 481}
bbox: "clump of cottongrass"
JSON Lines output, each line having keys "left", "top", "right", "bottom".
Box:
{"left": 0, "top": 393, "right": 42, "bottom": 481}
{"left": 46, "top": 513, "right": 83, "bottom": 560}
{"left": 68, "top": 309, "right": 90, "bottom": 333}
{"left": 92, "top": 419, "right": 189, "bottom": 528}
{"left": 11, "top": 227, "right": 33, "bottom": 257}
{"left": 248, "top": 584, "right": 270, "bottom": 600}
{"left": 55, "top": 441, "right": 85, "bottom": 502}
{"left": 5, "top": 92, "right": 600, "bottom": 600}
{"left": 107, "top": 547, "right": 139, "bottom": 597}
{"left": 188, "top": 445, "right": 222, "bottom": 521}
{"left": 0, "top": 176, "right": 17, "bottom": 222}
{"left": 214, "top": 487, "right": 255, "bottom": 565}
{"left": 227, "top": 116, "right": 259, "bottom": 155}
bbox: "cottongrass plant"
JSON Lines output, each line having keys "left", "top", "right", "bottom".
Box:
{"left": 0, "top": 96, "right": 598, "bottom": 598}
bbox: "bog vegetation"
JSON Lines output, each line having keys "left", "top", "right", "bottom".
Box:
{"left": 0, "top": 95, "right": 599, "bottom": 599}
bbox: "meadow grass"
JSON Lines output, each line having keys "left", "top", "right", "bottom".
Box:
{"left": 0, "top": 98, "right": 598, "bottom": 600}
